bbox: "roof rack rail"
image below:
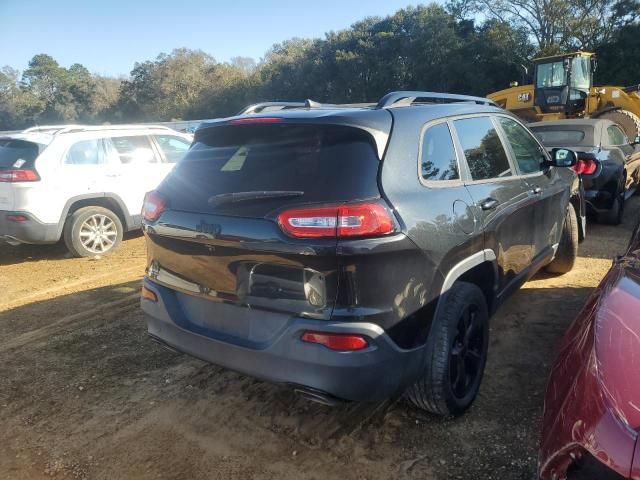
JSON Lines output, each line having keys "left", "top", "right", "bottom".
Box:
{"left": 23, "top": 124, "right": 84, "bottom": 133}
{"left": 237, "top": 100, "right": 324, "bottom": 115}
{"left": 54, "top": 124, "right": 175, "bottom": 135}
{"left": 376, "top": 91, "right": 498, "bottom": 109}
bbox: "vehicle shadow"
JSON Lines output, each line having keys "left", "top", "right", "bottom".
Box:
{"left": 0, "top": 279, "right": 596, "bottom": 480}
{"left": 0, "top": 231, "right": 143, "bottom": 266}
{"left": 578, "top": 194, "right": 640, "bottom": 260}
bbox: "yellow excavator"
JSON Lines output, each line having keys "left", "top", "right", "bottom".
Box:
{"left": 488, "top": 51, "right": 640, "bottom": 140}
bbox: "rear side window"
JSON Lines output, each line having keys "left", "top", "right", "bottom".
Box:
{"left": 154, "top": 135, "right": 191, "bottom": 163}
{"left": 0, "top": 139, "right": 43, "bottom": 169}
{"left": 420, "top": 123, "right": 459, "bottom": 181}
{"left": 64, "top": 139, "right": 105, "bottom": 165}
{"left": 498, "top": 117, "right": 545, "bottom": 174}
{"left": 110, "top": 136, "right": 158, "bottom": 164}
{"left": 161, "top": 124, "right": 381, "bottom": 216}
{"left": 454, "top": 117, "right": 512, "bottom": 180}
{"left": 607, "top": 126, "right": 628, "bottom": 146}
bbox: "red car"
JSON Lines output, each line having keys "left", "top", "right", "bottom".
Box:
{"left": 539, "top": 221, "right": 640, "bottom": 479}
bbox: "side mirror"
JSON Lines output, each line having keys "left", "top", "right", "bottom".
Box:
{"left": 547, "top": 148, "right": 577, "bottom": 168}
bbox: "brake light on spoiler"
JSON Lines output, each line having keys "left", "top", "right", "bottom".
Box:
{"left": 229, "top": 117, "right": 283, "bottom": 125}
{"left": 277, "top": 201, "right": 395, "bottom": 239}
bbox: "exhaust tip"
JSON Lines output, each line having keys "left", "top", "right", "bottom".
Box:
{"left": 147, "top": 334, "right": 182, "bottom": 355}
{"left": 294, "top": 387, "right": 344, "bottom": 407}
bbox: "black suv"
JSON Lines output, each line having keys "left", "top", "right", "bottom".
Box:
{"left": 140, "top": 91, "right": 582, "bottom": 416}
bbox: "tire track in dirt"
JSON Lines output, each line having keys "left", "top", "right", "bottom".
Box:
{"left": 0, "top": 293, "right": 140, "bottom": 353}
{"left": 0, "top": 264, "right": 143, "bottom": 312}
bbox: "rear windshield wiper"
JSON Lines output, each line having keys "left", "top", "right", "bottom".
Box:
{"left": 208, "top": 190, "right": 304, "bottom": 206}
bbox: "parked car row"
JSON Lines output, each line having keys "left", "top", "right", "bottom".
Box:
{"left": 0, "top": 124, "right": 192, "bottom": 256}
{"left": 3, "top": 94, "right": 639, "bottom": 480}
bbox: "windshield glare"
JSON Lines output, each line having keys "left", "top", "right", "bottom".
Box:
{"left": 571, "top": 56, "right": 591, "bottom": 89}
{"left": 536, "top": 61, "right": 567, "bottom": 88}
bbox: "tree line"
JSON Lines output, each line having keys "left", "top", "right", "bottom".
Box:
{"left": 1, "top": 0, "right": 639, "bottom": 130}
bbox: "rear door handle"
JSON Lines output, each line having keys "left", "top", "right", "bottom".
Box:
{"left": 531, "top": 186, "right": 543, "bottom": 195}
{"left": 479, "top": 198, "right": 500, "bottom": 210}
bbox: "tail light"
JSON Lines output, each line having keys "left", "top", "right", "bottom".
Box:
{"left": 572, "top": 159, "right": 598, "bottom": 175}
{"left": 301, "top": 331, "right": 369, "bottom": 351}
{"left": 0, "top": 169, "right": 40, "bottom": 182}
{"left": 141, "top": 285, "right": 158, "bottom": 303}
{"left": 142, "top": 191, "right": 166, "bottom": 221}
{"left": 277, "top": 201, "right": 395, "bottom": 239}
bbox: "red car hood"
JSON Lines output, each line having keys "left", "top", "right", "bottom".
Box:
{"left": 539, "top": 245, "right": 640, "bottom": 479}
{"left": 596, "top": 274, "right": 640, "bottom": 429}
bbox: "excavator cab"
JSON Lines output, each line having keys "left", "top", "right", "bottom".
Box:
{"left": 534, "top": 52, "right": 594, "bottom": 115}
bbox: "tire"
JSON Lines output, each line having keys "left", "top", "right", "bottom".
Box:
{"left": 406, "top": 282, "right": 489, "bottom": 416}
{"left": 545, "top": 205, "right": 579, "bottom": 274}
{"left": 598, "top": 187, "right": 625, "bottom": 225}
{"left": 595, "top": 109, "right": 640, "bottom": 141}
{"left": 63, "top": 206, "right": 123, "bottom": 257}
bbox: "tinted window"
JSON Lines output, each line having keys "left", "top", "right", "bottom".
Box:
{"left": 607, "top": 126, "right": 628, "bottom": 146}
{"left": 498, "top": 117, "right": 545, "bottom": 174}
{"left": 454, "top": 117, "right": 512, "bottom": 180}
{"left": 531, "top": 128, "right": 586, "bottom": 146}
{"left": 421, "top": 123, "right": 459, "bottom": 181}
{"left": 110, "top": 136, "right": 157, "bottom": 164}
{"left": 154, "top": 135, "right": 191, "bottom": 163}
{"left": 160, "top": 124, "right": 380, "bottom": 217}
{"left": 0, "top": 139, "right": 43, "bottom": 169}
{"left": 64, "top": 139, "right": 104, "bottom": 165}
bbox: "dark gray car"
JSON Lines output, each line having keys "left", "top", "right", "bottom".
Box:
{"left": 530, "top": 119, "right": 640, "bottom": 225}
{"left": 140, "top": 91, "right": 583, "bottom": 416}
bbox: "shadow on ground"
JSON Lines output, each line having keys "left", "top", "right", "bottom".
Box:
{"left": 0, "top": 278, "right": 595, "bottom": 480}
{"left": 0, "top": 231, "right": 143, "bottom": 266}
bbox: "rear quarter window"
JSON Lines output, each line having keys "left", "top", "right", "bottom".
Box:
{"left": 420, "top": 122, "right": 459, "bottom": 182}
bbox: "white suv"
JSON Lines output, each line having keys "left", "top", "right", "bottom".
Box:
{"left": 0, "top": 124, "right": 192, "bottom": 256}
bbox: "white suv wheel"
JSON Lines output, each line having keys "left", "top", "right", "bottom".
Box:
{"left": 63, "top": 206, "right": 123, "bottom": 257}
{"left": 79, "top": 214, "right": 119, "bottom": 254}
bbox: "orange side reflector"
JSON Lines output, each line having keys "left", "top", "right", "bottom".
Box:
{"left": 141, "top": 285, "right": 158, "bottom": 302}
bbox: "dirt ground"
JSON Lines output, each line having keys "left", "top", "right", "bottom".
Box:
{"left": 1, "top": 199, "right": 637, "bottom": 480}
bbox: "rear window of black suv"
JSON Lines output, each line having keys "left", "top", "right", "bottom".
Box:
{"left": 159, "top": 123, "right": 382, "bottom": 217}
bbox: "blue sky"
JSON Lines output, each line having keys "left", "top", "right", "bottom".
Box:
{"left": 1, "top": 0, "right": 434, "bottom": 77}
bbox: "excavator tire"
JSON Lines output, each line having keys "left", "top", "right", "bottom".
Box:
{"left": 595, "top": 109, "right": 640, "bottom": 141}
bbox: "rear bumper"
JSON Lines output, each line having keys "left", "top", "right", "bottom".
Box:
{"left": 0, "top": 210, "right": 59, "bottom": 244}
{"left": 141, "top": 278, "right": 425, "bottom": 402}
{"left": 584, "top": 187, "right": 620, "bottom": 214}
